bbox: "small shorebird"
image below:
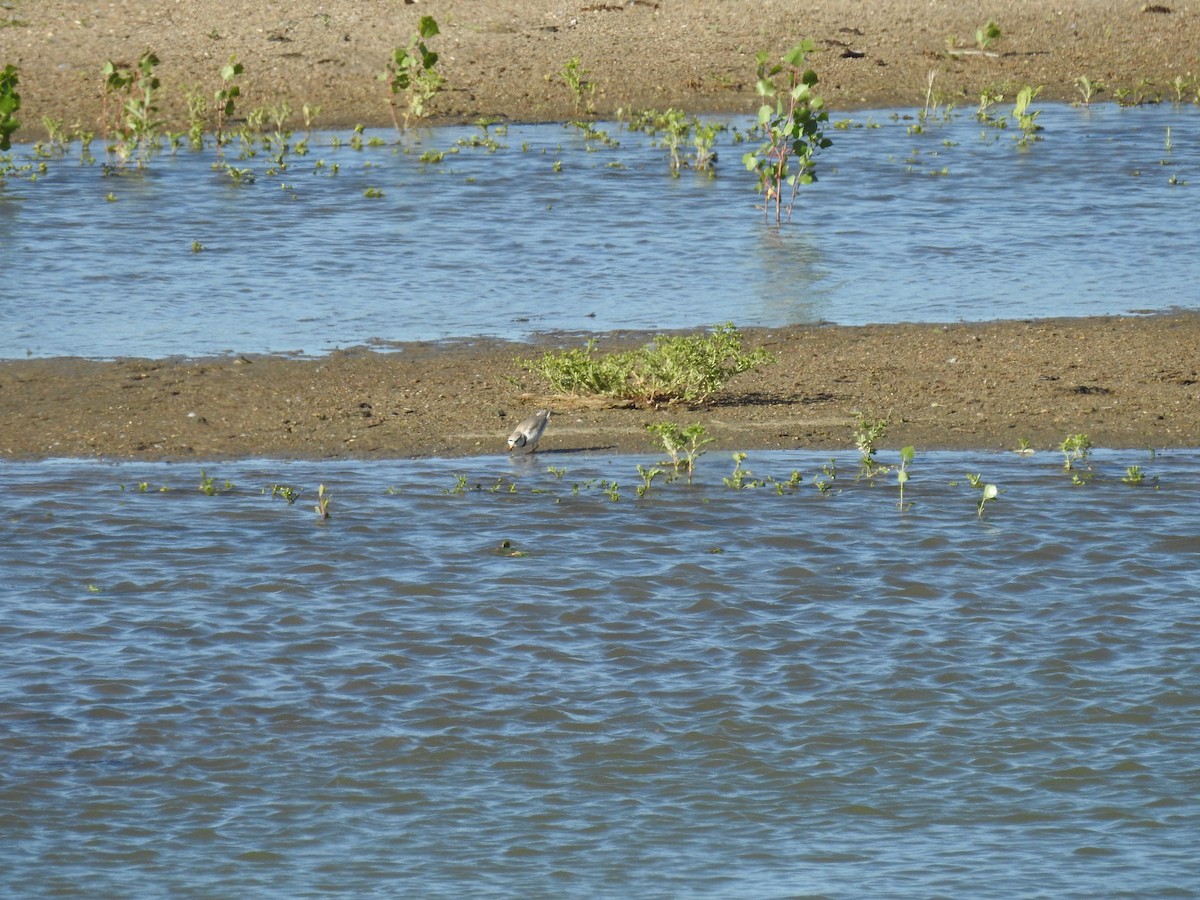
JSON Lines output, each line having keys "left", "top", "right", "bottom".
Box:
{"left": 507, "top": 409, "right": 551, "bottom": 454}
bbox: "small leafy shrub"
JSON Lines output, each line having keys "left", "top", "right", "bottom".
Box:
{"left": 646, "top": 422, "right": 714, "bottom": 480}
{"left": 743, "top": 40, "right": 832, "bottom": 224}
{"left": 557, "top": 56, "right": 595, "bottom": 116}
{"left": 382, "top": 15, "right": 443, "bottom": 132}
{"left": 521, "top": 323, "right": 775, "bottom": 406}
{"left": 1060, "top": 433, "right": 1092, "bottom": 470}
{"left": 102, "top": 50, "right": 162, "bottom": 168}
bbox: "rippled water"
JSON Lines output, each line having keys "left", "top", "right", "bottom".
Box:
{"left": 1, "top": 103, "right": 1198, "bottom": 359}
{"left": 3, "top": 449, "right": 1198, "bottom": 897}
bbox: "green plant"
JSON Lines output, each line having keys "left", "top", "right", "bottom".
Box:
{"left": 635, "top": 464, "right": 664, "bottom": 498}
{"left": 646, "top": 422, "right": 715, "bottom": 480}
{"left": 267, "top": 483, "right": 302, "bottom": 505}
{"left": 723, "top": 452, "right": 758, "bottom": 489}
{"left": 976, "top": 87, "right": 1006, "bottom": 126}
{"left": 896, "top": 445, "right": 914, "bottom": 509}
{"left": 198, "top": 470, "right": 233, "bottom": 495}
{"left": 314, "top": 483, "right": 331, "bottom": 519}
{"left": 381, "top": 15, "right": 443, "bottom": 132}
{"left": 1060, "top": 433, "right": 1092, "bottom": 470}
{"left": 558, "top": 56, "right": 595, "bottom": 116}
{"left": 445, "top": 473, "right": 471, "bottom": 495}
{"left": 854, "top": 415, "right": 888, "bottom": 477}
{"left": 522, "top": 323, "right": 774, "bottom": 406}
{"left": 213, "top": 56, "right": 243, "bottom": 156}
{"left": 1013, "top": 85, "right": 1043, "bottom": 148}
{"left": 1121, "top": 465, "right": 1144, "bottom": 485}
{"left": 975, "top": 20, "right": 1002, "bottom": 51}
{"left": 743, "top": 39, "right": 832, "bottom": 225}
{"left": 0, "top": 63, "right": 19, "bottom": 152}
{"left": 976, "top": 482, "right": 1000, "bottom": 518}
{"left": 1074, "top": 75, "right": 1104, "bottom": 107}
{"left": 102, "top": 50, "right": 162, "bottom": 168}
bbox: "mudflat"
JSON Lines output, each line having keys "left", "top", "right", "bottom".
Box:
{"left": 2, "top": 0, "right": 1198, "bottom": 460}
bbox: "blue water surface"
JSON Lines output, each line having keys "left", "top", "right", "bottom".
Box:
{"left": 1, "top": 103, "right": 1197, "bottom": 359}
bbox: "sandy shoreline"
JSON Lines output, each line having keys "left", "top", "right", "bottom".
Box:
{"left": 2, "top": 0, "right": 1197, "bottom": 137}
{"left": 3, "top": 315, "right": 1198, "bottom": 461}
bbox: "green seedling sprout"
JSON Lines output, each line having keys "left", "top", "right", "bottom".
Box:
{"left": 314, "top": 484, "right": 331, "bottom": 519}
{"left": 743, "top": 39, "right": 832, "bottom": 225}
{"left": 381, "top": 15, "right": 443, "bottom": 133}
{"left": 1013, "top": 85, "right": 1043, "bottom": 148}
{"left": 977, "top": 482, "right": 1000, "bottom": 518}
{"left": 1074, "top": 76, "right": 1104, "bottom": 107}
{"left": 635, "top": 464, "right": 664, "bottom": 499}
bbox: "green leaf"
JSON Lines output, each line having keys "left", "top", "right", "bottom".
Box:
{"left": 417, "top": 16, "right": 440, "bottom": 38}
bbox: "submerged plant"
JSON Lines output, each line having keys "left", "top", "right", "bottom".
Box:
{"left": 743, "top": 39, "right": 832, "bottom": 224}
{"left": 382, "top": 15, "right": 443, "bottom": 133}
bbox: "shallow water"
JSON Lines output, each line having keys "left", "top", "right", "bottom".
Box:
{"left": 2, "top": 103, "right": 1198, "bottom": 359}
{"left": 2, "top": 449, "right": 1198, "bottom": 897}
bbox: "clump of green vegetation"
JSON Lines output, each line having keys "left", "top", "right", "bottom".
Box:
{"left": 724, "top": 452, "right": 764, "bottom": 489}
{"left": 382, "top": 15, "right": 443, "bottom": 133}
{"left": 198, "top": 470, "right": 234, "bottom": 496}
{"left": 623, "top": 107, "right": 724, "bottom": 176}
{"left": 521, "top": 323, "right": 775, "bottom": 406}
{"left": 646, "top": 422, "right": 714, "bottom": 480}
{"left": 743, "top": 39, "right": 832, "bottom": 224}
{"left": 0, "top": 63, "right": 20, "bottom": 152}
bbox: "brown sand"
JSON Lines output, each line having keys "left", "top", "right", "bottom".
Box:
{"left": 1, "top": 0, "right": 1198, "bottom": 459}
